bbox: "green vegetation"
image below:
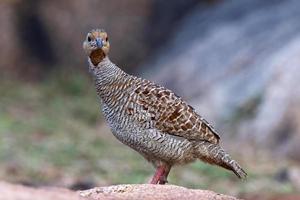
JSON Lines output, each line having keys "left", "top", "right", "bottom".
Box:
{"left": 0, "top": 70, "right": 296, "bottom": 196}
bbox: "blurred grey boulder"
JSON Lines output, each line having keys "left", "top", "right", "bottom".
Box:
{"left": 143, "top": 0, "right": 300, "bottom": 160}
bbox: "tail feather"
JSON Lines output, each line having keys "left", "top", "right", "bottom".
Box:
{"left": 223, "top": 159, "right": 247, "bottom": 179}
{"left": 195, "top": 141, "right": 247, "bottom": 179}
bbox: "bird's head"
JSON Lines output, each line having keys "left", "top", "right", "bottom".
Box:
{"left": 83, "top": 29, "right": 110, "bottom": 66}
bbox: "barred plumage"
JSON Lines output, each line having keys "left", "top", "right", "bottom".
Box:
{"left": 83, "top": 29, "right": 247, "bottom": 184}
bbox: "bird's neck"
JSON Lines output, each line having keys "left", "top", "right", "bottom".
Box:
{"left": 88, "top": 56, "right": 133, "bottom": 101}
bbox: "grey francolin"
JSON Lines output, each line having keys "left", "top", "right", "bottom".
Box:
{"left": 83, "top": 29, "right": 247, "bottom": 184}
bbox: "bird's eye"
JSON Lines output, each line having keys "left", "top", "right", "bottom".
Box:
{"left": 106, "top": 37, "right": 108, "bottom": 42}
{"left": 87, "top": 36, "right": 91, "bottom": 42}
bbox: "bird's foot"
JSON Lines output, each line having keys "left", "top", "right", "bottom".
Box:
{"left": 158, "top": 175, "right": 168, "bottom": 184}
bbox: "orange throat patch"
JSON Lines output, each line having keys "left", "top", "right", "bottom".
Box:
{"left": 89, "top": 49, "right": 106, "bottom": 66}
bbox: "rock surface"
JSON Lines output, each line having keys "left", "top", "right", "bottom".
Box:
{"left": 0, "top": 181, "right": 240, "bottom": 200}
{"left": 0, "top": 181, "right": 82, "bottom": 200}
{"left": 79, "top": 184, "right": 240, "bottom": 200}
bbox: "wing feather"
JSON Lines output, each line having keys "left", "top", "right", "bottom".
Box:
{"left": 131, "top": 79, "right": 220, "bottom": 144}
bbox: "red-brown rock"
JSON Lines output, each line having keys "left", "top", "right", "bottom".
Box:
{"left": 0, "top": 181, "right": 240, "bottom": 200}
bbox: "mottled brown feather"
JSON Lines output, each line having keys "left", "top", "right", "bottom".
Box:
{"left": 132, "top": 80, "right": 220, "bottom": 144}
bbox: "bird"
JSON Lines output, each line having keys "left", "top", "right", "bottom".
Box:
{"left": 82, "top": 29, "right": 247, "bottom": 184}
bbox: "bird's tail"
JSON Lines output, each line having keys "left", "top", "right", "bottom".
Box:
{"left": 195, "top": 141, "right": 247, "bottom": 179}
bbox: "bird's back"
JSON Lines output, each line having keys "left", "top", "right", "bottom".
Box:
{"left": 127, "top": 78, "right": 220, "bottom": 144}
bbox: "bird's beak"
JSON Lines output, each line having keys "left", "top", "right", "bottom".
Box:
{"left": 95, "top": 38, "right": 103, "bottom": 48}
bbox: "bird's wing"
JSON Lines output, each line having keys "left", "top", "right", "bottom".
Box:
{"left": 130, "top": 79, "right": 220, "bottom": 144}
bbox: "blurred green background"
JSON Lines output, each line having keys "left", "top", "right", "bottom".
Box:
{"left": 1, "top": 0, "right": 300, "bottom": 199}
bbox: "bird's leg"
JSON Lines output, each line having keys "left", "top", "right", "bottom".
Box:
{"left": 158, "top": 165, "right": 171, "bottom": 185}
{"left": 150, "top": 165, "right": 171, "bottom": 184}
{"left": 150, "top": 166, "right": 165, "bottom": 184}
